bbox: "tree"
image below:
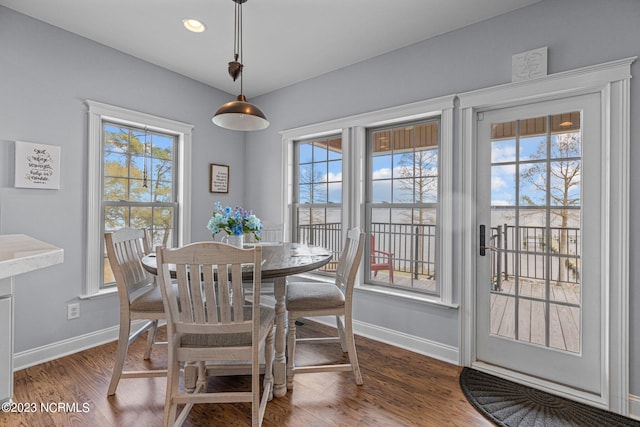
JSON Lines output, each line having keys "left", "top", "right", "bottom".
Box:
{"left": 103, "top": 128, "right": 174, "bottom": 242}
{"left": 395, "top": 147, "right": 438, "bottom": 278}
{"left": 520, "top": 132, "right": 581, "bottom": 282}
{"left": 297, "top": 163, "right": 331, "bottom": 244}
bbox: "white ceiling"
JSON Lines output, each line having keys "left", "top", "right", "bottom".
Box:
{"left": 0, "top": 0, "right": 541, "bottom": 97}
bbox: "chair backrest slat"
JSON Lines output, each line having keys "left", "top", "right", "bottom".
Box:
{"left": 203, "top": 264, "right": 219, "bottom": 323}
{"left": 189, "top": 263, "right": 206, "bottom": 323}
{"left": 231, "top": 263, "right": 245, "bottom": 322}
{"left": 175, "top": 264, "right": 193, "bottom": 322}
{"left": 217, "top": 263, "right": 232, "bottom": 323}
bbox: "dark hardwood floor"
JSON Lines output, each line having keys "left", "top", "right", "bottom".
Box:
{"left": 2, "top": 321, "right": 490, "bottom": 426}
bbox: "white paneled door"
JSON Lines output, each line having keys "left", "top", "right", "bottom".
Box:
{"left": 475, "top": 93, "right": 602, "bottom": 394}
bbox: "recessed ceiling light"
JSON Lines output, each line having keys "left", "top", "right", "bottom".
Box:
{"left": 183, "top": 18, "right": 206, "bottom": 33}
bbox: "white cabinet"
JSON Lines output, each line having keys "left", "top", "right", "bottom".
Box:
{"left": 0, "top": 235, "right": 63, "bottom": 403}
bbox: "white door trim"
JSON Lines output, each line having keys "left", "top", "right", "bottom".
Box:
{"left": 458, "top": 57, "right": 635, "bottom": 414}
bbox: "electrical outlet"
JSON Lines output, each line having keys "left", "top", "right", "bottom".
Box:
{"left": 67, "top": 303, "right": 80, "bottom": 320}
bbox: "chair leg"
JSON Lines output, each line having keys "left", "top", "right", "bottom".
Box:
{"left": 286, "top": 317, "right": 296, "bottom": 390}
{"left": 336, "top": 316, "right": 347, "bottom": 352}
{"left": 163, "top": 352, "right": 180, "bottom": 427}
{"left": 264, "top": 326, "right": 274, "bottom": 401}
{"left": 108, "top": 318, "right": 131, "bottom": 395}
{"left": 344, "top": 315, "right": 363, "bottom": 385}
{"left": 183, "top": 362, "right": 198, "bottom": 393}
{"left": 143, "top": 319, "right": 158, "bottom": 360}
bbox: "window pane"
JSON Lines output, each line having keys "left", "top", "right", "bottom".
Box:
{"left": 129, "top": 179, "right": 151, "bottom": 202}
{"left": 367, "top": 118, "right": 440, "bottom": 294}
{"left": 327, "top": 137, "right": 342, "bottom": 161}
{"left": 294, "top": 135, "right": 342, "bottom": 277}
{"left": 490, "top": 111, "right": 582, "bottom": 354}
{"left": 313, "top": 183, "right": 327, "bottom": 203}
{"left": 104, "top": 206, "right": 127, "bottom": 231}
{"left": 104, "top": 152, "right": 128, "bottom": 177}
{"left": 153, "top": 181, "right": 173, "bottom": 202}
{"left": 491, "top": 164, "right": 516, "bottom": 206}
{"left": 313, "top": 162, "right": 328, "bottom": 182}
{"left": 520, "top": 162, "right": 547, "bottom": 206}
{"left": 392, "top": 178, "right": 413, "bottom": 203}
{"left": 299, "top": 184, "right": 312, "bottom": 204}
{"left": 551, "top": 132, "right": 581, "bottom": 159}
{"left": 151, "top": 157, "right": 172, "bottom": 182}
{"left": 104, "top": 177, "right": 127, "bottom": 201}
{"left": 313, "top": 142, "right": 328, "bottom": 161}
{"left": 372, "top": 154, "right": 392, "bottom": 176}
{"left": 130, "top": 206, "right": 152, "bottom": 229}
{"left": 415, "top": 148, "right": 438, "bottom": 178}
{"left": 327, "top": 160, "right": 341, "bottom": 181}
{"left": 520, "top": 135, "right": 546, "bottom": 161}
{"left": 102, "top": 121, "right": 177, "bottom": 288}
{"left": 492, "top": 139, "right": 516, "bottom": 163}
{"left": 299, "top": 143, "right": 313, "bottom": 163}
{"left": 372, "top": 180, "right": 391, "bottom": 203}
{"left": 328, "top": 182, "right": 341, "bottom": 203}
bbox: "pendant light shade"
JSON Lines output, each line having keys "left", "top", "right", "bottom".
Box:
{"left": 213, "top": 0, "right": 269, "bottom": 131}
{"left": 213, "top": 95, "right": 269, "bottom": 131}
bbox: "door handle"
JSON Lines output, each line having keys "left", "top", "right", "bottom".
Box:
{"left": 479, "top": 225, "right": 498, "bottom": 256}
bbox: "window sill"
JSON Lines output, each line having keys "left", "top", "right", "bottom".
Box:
{"left": 292, "top": 273, "right": 458, "bottom": 309}
{"left": 79, "top": 286, "right": 118, "bottom": 300}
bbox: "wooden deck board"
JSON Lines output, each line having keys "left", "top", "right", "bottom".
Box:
{"left": 371, "top": 271, "right": 581, "bottom": 353}
{"left": 490, "top": 278, "right": 580, "bottom": 353}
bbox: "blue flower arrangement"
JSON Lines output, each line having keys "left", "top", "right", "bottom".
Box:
{"left": 207, "top": 202, "right": 263, "bottom": 240}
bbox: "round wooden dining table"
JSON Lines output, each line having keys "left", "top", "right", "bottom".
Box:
{"left": 141, "top": 242, "right": 333, "bottom": 398}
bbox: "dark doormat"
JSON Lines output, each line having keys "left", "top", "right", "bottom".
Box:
{"left": 459, "top": 367, "right": 640, "bottom": 426}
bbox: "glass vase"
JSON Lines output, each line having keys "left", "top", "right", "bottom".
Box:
{"left": 224, "top": 234, "right": 244, "bottom": 248}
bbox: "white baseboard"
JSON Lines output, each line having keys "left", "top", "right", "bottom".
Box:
{"left": 630, "top": 394, "right": 640, "bottom": 420}
{"left": 13, "top": 320, "right": 147, "bottom": 371}
{"left": 308, "top": 316, "right": 459, "bottom": 365}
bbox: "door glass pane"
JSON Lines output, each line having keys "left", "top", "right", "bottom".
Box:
{"left": 489, "top": 111, "right": 582, "bottom": 354}
{"left": 490, "top": 295, "right": 515, "bottom": 339}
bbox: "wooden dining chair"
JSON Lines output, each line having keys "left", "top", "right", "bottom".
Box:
{"left": 285, "top": 227, "right": 365, "bottom": 389}
{"left": 104, "top": 227, "right": 167, "bottom": 396}
{"left": 156, "top": 242, "right": 275, "bottom": 427}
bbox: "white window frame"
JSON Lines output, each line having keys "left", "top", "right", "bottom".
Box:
{"left": 84, "top": 100, "right": 193, "bottom": 298}
{"left": 458, "top": 57, "right": 635, "bottom": 413}
{"left": 281, "top": 95, "right": 455, "bottom": 307}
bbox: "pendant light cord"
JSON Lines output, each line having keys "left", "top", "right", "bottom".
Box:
{"left": 234, "top": 0, "right": 243, "bottom": 95}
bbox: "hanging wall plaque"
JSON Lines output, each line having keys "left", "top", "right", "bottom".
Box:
{"left": 14, "top": 141, "right": 61, "bottom": 189}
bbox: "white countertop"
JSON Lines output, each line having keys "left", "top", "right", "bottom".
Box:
{"left": 0, "top": 234, "right": 64, "bottom": 280}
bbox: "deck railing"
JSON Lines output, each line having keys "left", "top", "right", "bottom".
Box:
{"left": 490, "top": 224, "right": 581, "bottom": 288}
{"left": 296, "top": 222, "right": 581, "bottom": 286}
{"left": 297, "top": 222, "right": 436, "bottom": 278}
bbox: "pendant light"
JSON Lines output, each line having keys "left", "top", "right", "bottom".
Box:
{"left": 213, "top": 0, "right": 269, "bottom": 131}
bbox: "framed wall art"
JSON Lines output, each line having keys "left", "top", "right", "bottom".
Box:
{"left": 14, "top": 141, "right": 61, "bottom": 189}
{"left": 209, "top": 163, "right": 229, "bottom": 193}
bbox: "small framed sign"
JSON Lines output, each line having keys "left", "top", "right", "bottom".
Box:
{"left": 15, "top": 141, "right": 61, "bottom": 189}
{"left": 210, "top": 163, "right": 229, "bottom": 193}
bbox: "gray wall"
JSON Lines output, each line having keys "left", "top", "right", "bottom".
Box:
{"left": 0, "top": 6, "right": 248, "bottom": 351}
{"left": 247, "top": 0, "right": 640, "bottom": 394}
{"left": 1, "top": 0, "right": 639, "bottom": 397}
